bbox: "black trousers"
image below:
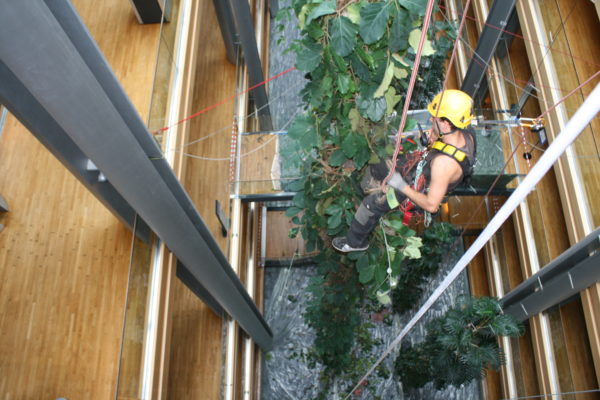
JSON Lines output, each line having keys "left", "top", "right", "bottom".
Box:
{"left": 346, "top": 161, "right": 407, "bottom": 248}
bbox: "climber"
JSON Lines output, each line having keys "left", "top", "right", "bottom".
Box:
{"left": 332, "top": 89, "right": 477, "bottom": 252}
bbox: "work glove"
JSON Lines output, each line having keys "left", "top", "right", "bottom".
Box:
{"left": 388, "top": 172, "right": 408, "bottom": 191}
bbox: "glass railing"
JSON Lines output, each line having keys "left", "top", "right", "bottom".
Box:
{"left": 231, "top": 119, "right": 520, "bottom": 200}
{"left": 116, "top": 1, "right": 182, "bottom": 399}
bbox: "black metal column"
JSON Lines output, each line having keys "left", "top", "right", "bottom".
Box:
{"left": 129, "top": 0, "right": 171, "bottom": 24}
{"left": 460, "top": 0, "right": 517, "bottom": 102}
{"left": 214, "top": 0, "right": 273, "bottom": 131}
{"left": 212, "top": 0, "right": 239, "bottom": 64}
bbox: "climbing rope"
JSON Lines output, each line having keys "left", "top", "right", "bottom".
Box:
{"left": 382, "top": 0, "right": 473, "bottom": 227}
{"left": 537, "top": 69, "right": 600, "bottom": 121}
{"left": 382, "top": 0, "right": 437, "bottom": 187}
{"left": 343, "top": 82, "right": 600, "bottom": 400}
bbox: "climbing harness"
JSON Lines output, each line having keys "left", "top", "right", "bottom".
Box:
{"left": 385, "top": 148, "right": 430, "bottom": 226}
{"left": 431, "top": 140, "right": 467, "bottom": 161}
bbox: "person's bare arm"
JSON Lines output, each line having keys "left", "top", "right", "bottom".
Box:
{"left": 400, "top": 156, "right": 461, "bottom": 213}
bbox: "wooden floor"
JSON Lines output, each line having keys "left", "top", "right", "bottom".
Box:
{"left": 0, "top": 2, "right": 160, "bottom": 399}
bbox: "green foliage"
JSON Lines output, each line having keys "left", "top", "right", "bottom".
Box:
{"left": 391, "top": 222, "right": 457, "bottom": 315}
{"left": 359, "top": 2, "right": 392, "bottom": 44}
{"left": 329, "top": 16, "right": 358, "bottom": 57}
{"left": 395, "top": 296, "right": 524, "bottom": 390}
{"left": 304, "top": 254, "right": 362, "bottom": 373}
{"left": 281, "top": 0, "right": 455, "bottom": 391}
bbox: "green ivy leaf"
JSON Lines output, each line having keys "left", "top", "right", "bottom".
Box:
{"left": 285, "top": 206, "right": 302, "bottom": 217}
{"left": 350, "top": 54, "right": 371, "bottom": 81}
{"left": 408, "top": 29, "right": 436, "bottom": 56}
{"left": 389, "top": 8, "right": 411, "bottom": 52}
{"left": 306, "top": 21, "right": 325, "bottom": 40}
{"left": 357, "top": 85, "right": 386, "bottom": 122}
{"left": 353, "top": 145, "right": 371, "bottom": 170}
{"left": 374, "top": 61, "right": 394, "bottom": 98}
{"left": 293, "top": 191, "right": 306, "bottom": 208}
{"left": 348, "top": 108, "right": 361, "bottom": 131}
{"left": 346, "top": 3, "right": 362, "bottom": 24}
{"left": 329, "top": 149, "right": 347, "bottom": 167}
{"left": 325, "top": 202, "right": 342, "bottom": 215}
{"left": 359, "top": 2, "right": 392, "bottom": 44}
{"left": 356, "top": 253, "right": 369, "bottom": 270}
{"left": 391, "top": 252, "right": 403, "bottom": 275}
{"left": 296, "top": 39, "right": 322, "bottom": 72}
{"left": 374, "top": 263, "right": 387, "bottom": 284}
{"left": 305, "top": 1, "right": 336, "bottom": 27}
{"left": 336, "top": 73, "right": 351, "bottom": 94}
{"left": 288, "top": 179, "right": 305, "bottom": 192}
{"left": 403, "top": 236, "right": 423, "bottom": 259}
{"left": 359, "top": 264, "right": 375, "bottom": 284}
{"left": 385, "top": 86, "right": 402, "bottom": 114}
{"left": 327, "top": 211, "right": 343, "bottom": 229}
{"left": 329, "top": 16, "right": 358, "bottom": 57}
{"left": 342, "top": 133, "right": 360, "bottom": 158}
{"left": 289, "top": 114, "right": 319, "bottom": 149}
{"left": 399, "top": 0, "right": 428, "bottom": 16}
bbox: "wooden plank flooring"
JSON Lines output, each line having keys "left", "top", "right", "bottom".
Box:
{"left": 0, "top": 2, "right": 160, "bottom": 399}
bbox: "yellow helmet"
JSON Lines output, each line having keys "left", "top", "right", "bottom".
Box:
{"left": 427, "top": 89, "right": 474, "bottom": 129}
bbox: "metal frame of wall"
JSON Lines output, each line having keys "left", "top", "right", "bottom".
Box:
{"left": 460, "top": 0, "right": 558, "bottom": 396}
{"left": 212, "top": 0, "right": 273, "bottom": 131}
{"left": 452, "top": 0, "right": 600, "bottom": 397}
{"left": 515, "top": 3, "right": 600, "bottom": 385}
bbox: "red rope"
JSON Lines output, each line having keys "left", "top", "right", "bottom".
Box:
{"left": 382, "top": 0, "right": 437, "bottom": 187}
{"left": 383, "top": 0, "right": 472, "bottom": 190}
{"left": 152, "top": 66, "right": 297, "bottom": 134}
{"left": 537, "top": 70, "right": 600, "bottom": 120}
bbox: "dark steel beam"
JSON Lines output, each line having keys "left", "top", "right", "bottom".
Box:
{"left": 0, "top": 59, "right": 150, "bottom": 241}
{"left": 460, "top": 0, "right": 517, "bottom": 100}
{"left": 501, "top": 227, "right": 600, "bottom": 321}
{"left": 212, "top": 0, "right": 239, "bottom": 64}
{"left": 229, "top": 0, "right": 273, "bottom": 131}
{"left": 212, "top": 0, "right": 273, "bottom": 130}
{"left": 129, "top": 0, "right": 170, "bottom": 24}
{"left": 0, "top": 1, "right": 272, "bottom": 348}
{"left": 176, "top": 261, "right": 225, "bottom": 317}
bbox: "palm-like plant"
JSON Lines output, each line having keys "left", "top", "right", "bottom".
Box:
{"left": 395, "top": 296, "right": 524, "bottom": 390}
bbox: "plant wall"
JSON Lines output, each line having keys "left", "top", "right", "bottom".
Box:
{"left": 275, "top": 0, "right": 463, "bottom": 394}
{"left": 281, "top": 0, "right": 455, "bottom": 305}
{"left": 272, "top": 1, "right": 525, "bottom": 396}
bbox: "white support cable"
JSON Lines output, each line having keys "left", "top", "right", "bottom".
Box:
{"left": 344, "top": 83, "right": 600, "bottom": 399}
{"left": 171, "top": 78, "right": 305, "bottom": 151}
{"left": 180, "top": 108, "right": 300, "bottom": 161}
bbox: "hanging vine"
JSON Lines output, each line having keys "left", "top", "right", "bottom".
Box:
{"left": 277, "top": 0, "right": 457, "bottom": 391}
